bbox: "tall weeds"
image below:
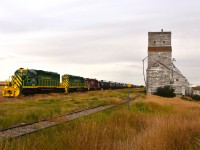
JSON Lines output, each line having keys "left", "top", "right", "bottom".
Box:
{"left": 1, "top": 94, "right": 200, "bottom": 150}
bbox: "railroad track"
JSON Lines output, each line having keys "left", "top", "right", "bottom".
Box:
{"left": 0, "top": 95, "right": 139, "bottom": 140}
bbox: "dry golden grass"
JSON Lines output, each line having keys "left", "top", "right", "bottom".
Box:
{"left": 1, "top": 93, "right": 200, "bottom": 150}
{"left": 145, "top": 94, "right": 199, "bottom": 105}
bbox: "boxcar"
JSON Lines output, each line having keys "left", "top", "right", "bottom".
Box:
{"left": 85, "top": 78, "right": 100, "bottom": 90}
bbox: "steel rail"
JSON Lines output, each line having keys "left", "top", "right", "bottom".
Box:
{"left": 0, "top": 95, "right": 139, "bottom": 140}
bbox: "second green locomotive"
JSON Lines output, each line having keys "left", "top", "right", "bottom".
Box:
{"left": 62, "top": 74, "right": 88, "bottom": 93}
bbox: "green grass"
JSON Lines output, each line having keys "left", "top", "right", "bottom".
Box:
{"left": 0, "top": 89, "right": 140, "bottom": 129}
{"left": 131, "top": 101, "right": 174, "bottom": 114}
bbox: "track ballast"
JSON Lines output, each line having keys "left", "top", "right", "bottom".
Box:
{"left": 0, "top": 95, "right": 138, "bottom": 140}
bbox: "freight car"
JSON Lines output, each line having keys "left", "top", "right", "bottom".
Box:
{"left": 114, "top": 82, "right": 122, "bottom": 89}
{"left": 99, "top": 80, "right": 110, "bottom": 90}
{"left": 2, "top": 68, "right": 64, "bottom": 97}
{"left": 99, "top": 80, "right": 130, "bottom": 90}
{"left": 85, "top": 78, "right": 100, "bottom": 90}
{"left": 109, "top": 81, "right": 116, "bottom": 89}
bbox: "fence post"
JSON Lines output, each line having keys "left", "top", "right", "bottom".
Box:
{"left": 127, "top": 84, "right": 132, "bottom": 111}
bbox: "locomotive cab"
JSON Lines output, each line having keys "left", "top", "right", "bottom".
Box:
{"left": 15, "top": 68, "right": 37, "bottom": 86}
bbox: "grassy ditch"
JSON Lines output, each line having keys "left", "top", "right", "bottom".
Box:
{"left": 0, "top": 88, "right": 141, "bottom": 129}
{"left": 1, "top": 94, "right": 200, "bottom": 150}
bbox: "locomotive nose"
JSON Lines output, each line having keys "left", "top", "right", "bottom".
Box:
{"left": 2, "top": 86, "right": 20, "bottom": 97}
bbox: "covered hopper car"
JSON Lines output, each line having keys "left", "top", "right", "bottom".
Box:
{"left": 99, "top": 80, "right": 110, "bottom": 90}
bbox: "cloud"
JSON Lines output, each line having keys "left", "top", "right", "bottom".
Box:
{"left": 0, "top": 56, "right": 12, "bottom": 61}
{"left": 0, "top": 0, "right": 200, "bottom": 85}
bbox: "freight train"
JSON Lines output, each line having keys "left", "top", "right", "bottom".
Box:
{"left": 2, "top": 68, "right": 133, "bottom": 97}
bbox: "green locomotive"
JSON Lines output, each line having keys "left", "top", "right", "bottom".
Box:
{"left": 2, "top": 68, "right": 88, "bottom": 97}
{"left": 61, "top": 74, "right": 88, "bottom": 93}
{"left": 2, "top": 68, "right": 64, "bottom": 97}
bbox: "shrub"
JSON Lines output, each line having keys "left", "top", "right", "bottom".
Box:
{"left": 191, "top": 94, "right": 200, "bottom": 101}
{"left": 155, "top": 86, "right": 176, "bottom": 98}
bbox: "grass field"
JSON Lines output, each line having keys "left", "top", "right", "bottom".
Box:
{"left": 1, "top": 90, "right": 200, "bottom": 150}
{"left": 0, "top": 89, "right": 142, "bottom": 129}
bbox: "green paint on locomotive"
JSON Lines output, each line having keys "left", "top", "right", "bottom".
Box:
{"left": 62, "top": 74, "right": 88, "bottom": 91}
{"left": 2, "top": 68, "right": 62, "bottom": 97}
{"left": 14, "top": 68, "right": 60, "bottom": 87}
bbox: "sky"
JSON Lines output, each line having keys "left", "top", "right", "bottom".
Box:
{"left": 0, "top": 0, "right": 200, "bottom": 85}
